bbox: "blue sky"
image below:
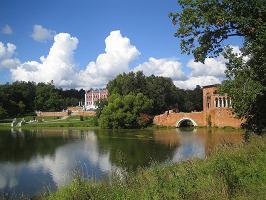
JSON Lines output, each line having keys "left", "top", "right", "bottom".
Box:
{"left": 0, "top": 0, "right": 243, "bottom": 89}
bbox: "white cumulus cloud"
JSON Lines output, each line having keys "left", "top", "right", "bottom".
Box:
{"left": 0, "top": 42, "right": 20, "bottom": 69}
{"left": 174, "top": 76, "right": 221, "bottom": 89}
{"left": 11, "top": 30, "right": 140, "bottom": 89}
{"left": 188, "top": 56, "right": 226, "bottom": 78}
{"left": 1, "top": 24, "right": 13, "bottom": 35}
{"left": 11, "top": 33, "right": 78, "bottom": 88}
{"left": 7, "top": 29, "right": 240, "bottom": 90}
{"left": 133, "top": 57, "right": 186, "bottom": 80}
{"left": 78, "top": 30, "right": 140, "bottom": 88}
{"left": 31, "top": 25, "right": 56, "bottom": 42}
{"left": 173, "top": 46, "right": 242, "bottom": 89}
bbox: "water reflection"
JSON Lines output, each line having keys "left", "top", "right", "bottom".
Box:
{"left": 0, "top": 127, "right": 243, "bottom": 197}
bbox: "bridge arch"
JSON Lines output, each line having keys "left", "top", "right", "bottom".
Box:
{"left": 176, "top": 118, "right": 198, "bottom": 128}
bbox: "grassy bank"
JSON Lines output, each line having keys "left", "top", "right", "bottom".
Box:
{"left": 45, "top": 135, "right": 266, "bottom": 200}
{"left": 25, "top": 116, "right": 97, "bottom": 128}
{"left": 0, "top": 116, "right": 98, "bottom": 128}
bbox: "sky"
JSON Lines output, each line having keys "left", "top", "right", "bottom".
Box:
{"left": 0, "top": 0, "right": 243, "bottom": 89}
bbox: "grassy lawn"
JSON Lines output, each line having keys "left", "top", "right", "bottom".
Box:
{"left": 0, "top": 116, "right": 98, "bottom": 128}
{"left": 45, "top": 135, "right": 266, "bottom": 200}
{"left": 24, "top": 116, "right": 97, "bottom": 127}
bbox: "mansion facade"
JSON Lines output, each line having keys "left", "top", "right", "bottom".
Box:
{"left": 84, "top": 88, "right": 108, "bottom": 110}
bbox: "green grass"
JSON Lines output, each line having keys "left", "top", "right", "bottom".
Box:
{"left": 24, "top": 116, "right": 97, "bottom": 128}
{"left": 0, "top": 115, "right": 98, "bottom": 128}
{"left": 45, "top": 135, "right": 266, "bottom": 200}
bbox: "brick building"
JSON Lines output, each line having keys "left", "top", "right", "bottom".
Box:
{"left": 84, "top": 88, "right": 108, "bottom": 110}
{"left": 202, "top": 84, "right": 242, "bottom": 128}
{"left": 153, "top": 85, "right": 243, "bottom": 128}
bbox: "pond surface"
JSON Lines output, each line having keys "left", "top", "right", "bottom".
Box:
{"left": 0, "top": 127, "right": 243, "bottom": 197}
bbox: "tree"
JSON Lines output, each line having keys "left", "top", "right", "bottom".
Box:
{"left": 0, "top": 106, "right": 7, "bottom": 119}
{"left": 98, "top": 93, "right": 153, "bottom": 129}
{"left": 220, "top": 46, "right": 266, "bottom": 133}
{"left": 95, "top": 98, "right": 108, "bottom": 119}
{"left": 169, "top": 0, "right": 265, "bottom": 62}
{"left": 35, "top": 83, "right": 65, "bottom": 111}
{"left": 107, "top": 71, "right": 184, "bottom": 114}
{"left": 0, "top": 81, "right": 85, "bottom": 118}
{"left": 170, "top": 0, "right": 266, "bottom": 132}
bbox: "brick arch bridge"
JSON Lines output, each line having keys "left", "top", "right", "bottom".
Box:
{"left": 154, "top": 112, "right": 205, "bottom": 127}
{"left": 176, "top": 117, "right": 198, "bottom": 127}
{"left": 153, "top": 85, "right": 242, "bottom": 128}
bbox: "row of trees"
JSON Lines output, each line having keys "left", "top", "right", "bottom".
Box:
{"left": 0, "top": 82, "right": 84, "bottom": 119}
{"left": 97, "top": 71, "right": 203, "bottom": 128}
{"left": 0, "top": 76, "right": 203, "bottom": 125}
{"left": 107, "top": 71, "right": 202, "bottom": 114}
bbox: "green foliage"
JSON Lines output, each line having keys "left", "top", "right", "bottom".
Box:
{"left": 170, "top": 0, "right": 266, "bottom": 132}
{"left": 98, "top": 93, "right": 153, "bottom": 128}
{"left": 46, "top": 136, "right": 266, "bottom": 200}
{"left": 0, "top": 106, "right": 7, "bottom": 119}
{"left": 181, "top": 85, "right": 203, "bottom": 112}
{"left": 169, "top": 0, "right": 265, "bottom": 62}
{"left": 35, "top": 83, "right": 64, "bottom": 111}
{"left": 107, "top": 71, "right": 202, "bottom": 114}
{"left": 220, "top": 46, "right": 266, "bottom": 132}
{"left": 95, "top": 98, "right": 108, "bottom": 119}
{"left": 0, "top": 81, "right": 84, "bottom": 118}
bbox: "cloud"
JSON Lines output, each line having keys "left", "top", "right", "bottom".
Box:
{"left": 11, "top": 33, "right": 78, "bottom": 87}
{"left": 187, "top": 56, "right": 226, "bottom": 78}
{"left": 1, "top": 24, "right": 13, "bottom": 35}
{"left": 11, "top": 30, "right": 140, "bottom": 89}
{"left": 0, "top": 42, "right": 20, "bottom": 69}
{"left": 8, "top": 30, "right": 239, "bottom": 90}
{"left": 133, "top": 57, "right": 186, "bottom": 80}
{"left": 173, "top": 46, "right": 243, "bottom": 89}
{"left": 78, "top": 30, "right": 140, "bottom": 88}
{"left": 31, "top": 25, "right": 56, "bottom": 42}
{"left": 174, "top": 76, "right": 221, "bottom": 89}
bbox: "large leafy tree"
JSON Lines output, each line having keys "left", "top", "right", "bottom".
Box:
{"left": 170, "top": 0, "right": 266, "bottom": 132}
{"left": 98, "top": 93, "right": 153, "bottom": 129}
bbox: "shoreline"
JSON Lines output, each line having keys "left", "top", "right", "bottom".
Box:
{"left": 44, "top": 135, "right": 266, "bottom": 200}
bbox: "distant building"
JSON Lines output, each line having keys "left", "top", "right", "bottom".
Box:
{"left": 84, "top": 88, "right": 108, "bottom": 110}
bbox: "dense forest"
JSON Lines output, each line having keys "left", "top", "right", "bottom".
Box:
{"left": 0, "top": 72, "right": 202, "bottom": 121}
{"left": 0, "top": 81, "right": 84, "bottom": 119}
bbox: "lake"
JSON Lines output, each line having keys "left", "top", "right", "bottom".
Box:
{"left": 0, "top": 127, "right": 243, "bottom": 197}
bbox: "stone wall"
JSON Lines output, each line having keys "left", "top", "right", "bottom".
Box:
{"left": 208, "top": 108, "right": 242, "bottom": 128}
{"left": 36, "top": 111, "right": 96, "bottom": 117}
{"left": 36, "top": 111, "right": 68, "bottom": 117}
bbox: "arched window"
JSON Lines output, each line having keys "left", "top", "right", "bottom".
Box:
{"left": 223, "top": 97, "right": 227, "bottom": 107}
{"left": 219, "top": 98, "right": 223, "bottom": 107}
{"left": 207, "top": 96, "right": 211, "bottom": 109}
{"left": 215, "top": 98, "right": 218, "bottom": 107}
